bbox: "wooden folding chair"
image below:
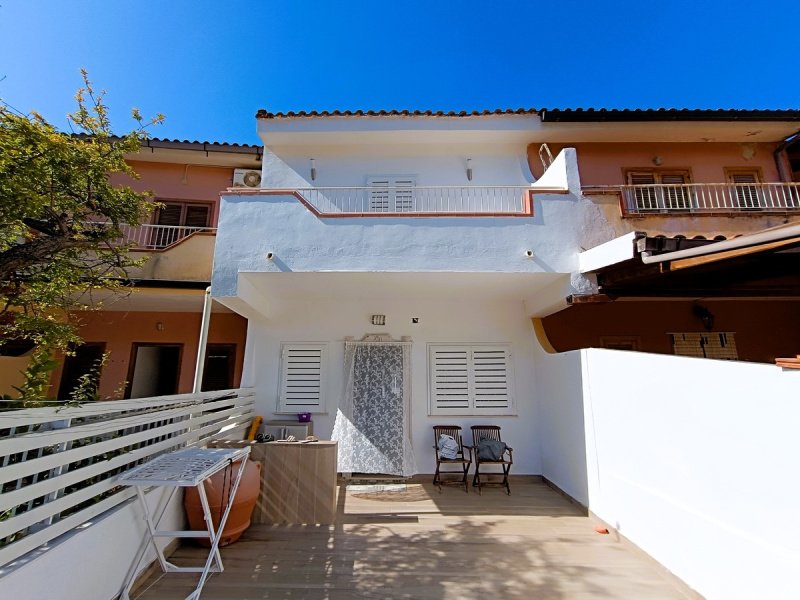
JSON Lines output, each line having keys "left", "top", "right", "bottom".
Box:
{"left": 433, "top": 425, "right": 472, "bottom": 493}
{"left": 470, "top": 425, "right": 513, "bottom": 495}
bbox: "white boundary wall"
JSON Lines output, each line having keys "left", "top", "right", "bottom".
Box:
{"left": 536, "top": 347, "right": 800, "bottom": 599}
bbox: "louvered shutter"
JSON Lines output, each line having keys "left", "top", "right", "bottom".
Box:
{"left": 471, "top": 346, "right": 511, "bottom": 411}
{"left": 729, "top": 172, "right": 760, "bottom": 208}
{"left": 660, "top": 173, "right": 690, "bottom": 209}
{"left": 184, "top": 205, "right": 210, "bottom": 228}
{"left": 429, "top": 346, "right": 471, "bottom": 413}
{"left": 627, "top": 172, "right": 658, "bottom": 210}
{"left": 156, "top": 203, "right": 183, "bottom": 226}
{"left": 368, "top": 177, "right": 416, "bottom": 212}
{"left": 278, "top": 344, "right": 327, "bottom": 412}
{"left": 392, "top": 178, "right": 415, "bottom": 212}
{"left": 367, "top": 179, "right": 390, "bottom": 212}
{"left": 429, "top": 344, "right": 513, "bottom": 415}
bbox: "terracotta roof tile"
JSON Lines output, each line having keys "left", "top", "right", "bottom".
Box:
{"left": 256, "top": 107, "right": 800, "bottom": 121}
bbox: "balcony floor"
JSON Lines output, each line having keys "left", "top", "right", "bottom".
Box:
{"left": 134, "top": 478, "right": 695, "bottom": 600}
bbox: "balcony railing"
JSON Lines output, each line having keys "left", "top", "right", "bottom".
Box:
{"left": 118, "top": 223, "right": 216, "bottom": 249}
{"left": 602, "top": 182, "right": 800, "bottom": 215}
{"left": 292, "top": 186, "right": 534, "bottom": 216}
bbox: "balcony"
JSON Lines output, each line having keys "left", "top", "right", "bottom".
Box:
{"left": 586, "top": 182, "right": 800, "bottom": 215}
{"left": 117, "top": 223, "right": 216, "bottom": 250}
{"left": 286, "top": 186, "right": 534, "bottom": 216}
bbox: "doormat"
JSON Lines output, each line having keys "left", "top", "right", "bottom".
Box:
{"left": 350, "top": 485, "right": 431, "bottom": 502}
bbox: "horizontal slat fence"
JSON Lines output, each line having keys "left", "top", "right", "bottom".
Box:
{"left": 0, "top": 388, "right": 255, "bottom": 568}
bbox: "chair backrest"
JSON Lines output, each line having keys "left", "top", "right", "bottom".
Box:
{"left": 471, "top": 425, "right": 502, "bottom": 445}
{"left": 434, "top": 425, "right": 463, "bottom": 448}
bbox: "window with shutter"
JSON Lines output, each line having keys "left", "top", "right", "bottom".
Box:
{"left": 152, "top": 202, "right": 212, "bottom": 247}
{"left": 726, "top": 170, "right": 761, "bottom": 209}
{"left": 277, "top": 343, "right": 327, "bottom": 412}
{"left": 670, "top": 332, "right": 738, "bottom": 360}
{"left": 367, "top": 176, "right": 416, "bottom": 212}
{"left": 626, "top": 170, "right": 691, "bottom": 210}
{"left": 428, "top": 344, "right": 513, "bottom": 415}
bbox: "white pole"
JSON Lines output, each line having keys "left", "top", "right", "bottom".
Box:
{"left": 193, "top": 286, "right": 213, "bottom": 393}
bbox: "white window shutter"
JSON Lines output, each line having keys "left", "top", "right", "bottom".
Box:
{"left": 278, "top": 344, "right": 326, "bottom": 412}
{"left": 393, "top": 178, "right": 415, "bottom": 212}
{"left": 471, "top": 346, "right": 512, "bottom": 411}
{"left": 367, "top": 178, "right": 390, "bottom": 212}
{"left": 429, "top": 346, "right": 471, "bottom": 414}
{"left": 429, "top": 344, "right": 513, "bottom": 415}
{"left": 367, "top": 176, "right": 416, "bottom": 212}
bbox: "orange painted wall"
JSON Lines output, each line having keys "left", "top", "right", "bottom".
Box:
{"left": 540, "top": 300, "right": 800, "bottom": 364}
{"left": 529, "top": 142, "right": 781, "bottom": 185}
{"left": 49, "top": 311, "right": 248, "bottom": 399}
{"left": 113, "top": 161, "right": 235, "bottom": 226}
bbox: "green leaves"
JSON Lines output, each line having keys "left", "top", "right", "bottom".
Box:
{"left": 0, "top": 71, "right": 164, "bottom": 401}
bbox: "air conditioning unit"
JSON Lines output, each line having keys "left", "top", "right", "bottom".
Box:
{"left": 233, "top": 168, "right": 262, "bottom": 188}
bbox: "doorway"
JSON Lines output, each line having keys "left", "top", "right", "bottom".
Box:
{"left": 202, "top": 344, "right": 236, "bottom": 391}
{"left": 126, "top": 343, "right": 182, "bottom": 398}
{"left": 58, "top": 343, "right": 106, "bottom": 400}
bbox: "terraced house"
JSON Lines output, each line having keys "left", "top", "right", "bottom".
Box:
{"left": 2, "top": 107, "right": 799, "bottom": 600}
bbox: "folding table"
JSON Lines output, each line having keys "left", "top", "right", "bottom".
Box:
{"left": 117, "top": 446, "right": 251, "bottom": 600}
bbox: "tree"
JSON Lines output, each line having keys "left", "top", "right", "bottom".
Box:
{"left": 0, "top": 71, "right": 164, "bottom": 403}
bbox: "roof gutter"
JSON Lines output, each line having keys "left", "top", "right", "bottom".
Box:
{"left": 640, "top": 223, "right": 800, "bottom": 264}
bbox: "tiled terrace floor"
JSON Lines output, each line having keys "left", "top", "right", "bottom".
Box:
{"left": 134, "top": 479, "right": 696, "bottom": 600}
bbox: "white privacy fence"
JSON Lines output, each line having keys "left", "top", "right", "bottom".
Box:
{"left": 535, "top": 349, "right": 800, "bottom": 600}
{"left": 615, "top": 182, "right": 800, "bottom": 214}
{"left": 0, "top": 389, "right": 254, "bottom": 568}
{"left": 295, "top": 186, "right": 533, "bottom": 215}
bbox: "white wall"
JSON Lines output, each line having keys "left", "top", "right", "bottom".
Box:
{"left": 532, "top": 347, "right": 588, "bottom": 503}
{"left": 212, "top": 192, "right": 613, "bottom": 299}
{"left": 536, "top": 347, "right": 800, "bottom": 600}
{"left": 261, "top": 142, "right": 533, "bottom": 189}
{"left": 0, "top": 487, "right": 183, "bottom": 600}
{"left": 244, "top": 296, "right": 542, "bottom": 475}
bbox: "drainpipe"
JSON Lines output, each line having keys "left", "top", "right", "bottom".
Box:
{"left": 774, "top": 130, "right": 800, "bottom": 182}
{"left": 193, "top": 286, "right": 213, "bottom": 393}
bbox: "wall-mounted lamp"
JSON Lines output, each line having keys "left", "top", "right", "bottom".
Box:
{"left": 266, "top": 252, "right": 275, "bottom": 261}
{"left": 371, "top": 314, "right": 386, "bottom": 326}
{"left": 693, "top": 304, "right": 715, "bottom": 331}
{"left": 309, "top": 158, "right": 317, "bottom": 181}
{"left": 524, "top": 250, "right": 535, "bottom": 259}
{"left": 652, "top": 156, "right": 664, "bottom": 166}
{"left": 466, "top": 158, "right": 473, "bottom": 182}
{"left": 156, "top": 321, "right": 165, "bottom": 332}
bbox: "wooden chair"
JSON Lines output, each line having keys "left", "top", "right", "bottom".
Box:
{"left": 432, "top": 425, "right": 472, "bottom": 493}
{"left": 470, "top": 425, "right": 513, "bottom": 495}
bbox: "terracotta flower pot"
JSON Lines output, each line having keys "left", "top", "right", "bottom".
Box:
{"left": 183, "top": 459, "right": 261, "bottom": 547}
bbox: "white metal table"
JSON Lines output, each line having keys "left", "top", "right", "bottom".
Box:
{"left": 117, "top": 446, "right": 251, "bottom": 600}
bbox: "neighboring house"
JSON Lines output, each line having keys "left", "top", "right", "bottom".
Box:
{"left": 537, "top": 109, "right": 800, "bottom": 363}
{"left": 211, "top": 107, "right": 800, "bottom": 477}
{"left": 41, "top": 138, "right": 264, "bottom": 400}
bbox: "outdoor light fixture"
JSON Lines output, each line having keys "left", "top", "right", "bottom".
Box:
{"left": 466, "top": 158, "right": 473, "bottom": 181}
{"left": 309, "top": 158, "right": 316, "bottom": 181}
{"left": 371, "top": 314, "right": 386, "bottom": 326}
{"left": 652, "top": 156, "right": 664, "bottom": 166}
{"left": 156, "top": 321, "right": 165, "bottom": 332}
{"left": 693, "top": 304, "right": 715, "bottom": 331}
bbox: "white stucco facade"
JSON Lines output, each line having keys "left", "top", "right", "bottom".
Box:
{"left": 210, "top": 114, "right": 617, "bottom": 475}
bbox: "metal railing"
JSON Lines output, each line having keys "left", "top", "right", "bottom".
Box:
{"left": 0, "top": 389, "right": 255, "bottom": 567}
{"left": 610, "top": 182, "right": 800, "bottom": 214}
{"left": 117, "top": 223, "right": 216, "bottom": 250}
{"left": 293, "top": 186, "right": 533, "bottom": 215}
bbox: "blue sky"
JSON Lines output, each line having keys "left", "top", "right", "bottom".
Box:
{"left": 1, "top": 0, "right": 799, "bottom": 145}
